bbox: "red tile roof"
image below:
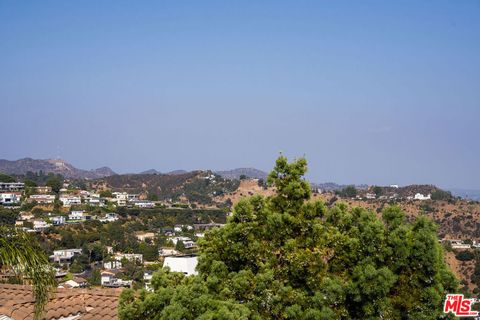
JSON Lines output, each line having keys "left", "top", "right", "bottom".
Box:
{"left": 0, "top": 284, "right": 121, "bottom": 320}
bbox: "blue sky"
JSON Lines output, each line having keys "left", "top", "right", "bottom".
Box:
{"left": 1, "top": 1, "right": 479, "bottom": 189}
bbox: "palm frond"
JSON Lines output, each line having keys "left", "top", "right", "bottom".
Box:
{"left": 0, "top": 226, "right": 55, "bottom": 319}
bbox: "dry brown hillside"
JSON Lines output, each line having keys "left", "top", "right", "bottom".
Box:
{"left": 216, "top": 181, "right": 480, "bottom": 240}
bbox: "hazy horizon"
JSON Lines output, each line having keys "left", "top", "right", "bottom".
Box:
{"left": 1, "top": 1, "right": 479, "bottom": 189}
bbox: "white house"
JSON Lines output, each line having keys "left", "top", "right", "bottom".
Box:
{"left": 114, "top": 253, "right": 143, "bottom": 263}
{"left": 127, "top": 194, "right": 139, "bottom": 202}
{"left": 99, "top": 213, "right": 118, "bottom": 223}
{"left": 103, "top": 260, "right": 122, "bottom": 270}
{"left": 163, "top": 256, "right": 198, "bottom": 276}
{"left": 0, "top": 193, "right": 21, "bottom": 205}
{"left": 29, "top": 194, "right": 56, "bottom": 204}
{"left": 113, "top": 192, "right": 128, "bottom": 206}
{"left": 414, "top": 193, "right": 431, "bottom": 200}
{"left": 88, "top": 198, "right": 105, "bottom": 207}
{"left": 60, "top": 277, "right": 88, "bottom": 288}
{"left": 79, "top": 190, "right": 91, "bottom": 198}
{"left": 133, "top": 201, "right": 155, "bottom": 208}
{"left": 0, "top": 182, "right": 24, "bottom": 191}
{"left": 183, "top": 240, "right": 196, "bottom": 249}
{"left": 33, "top": 220, "right": 51, "bottom": 232}
{"left": 158, "top": 248, "right": 180, "bottom": 257}
{"left": 446, "top": 239, "right": 471, "bottom": 249}
{"left": 144, "top": 271, "right": 154, "bottom": 291}
{"left": 168, "top": 236, "right": 192, "bottom": 245}
{"left": 101, "top": 271, "right": 132, "bottom": 288}
{"left": 68, "top": 210, "right": 91, "bottom": 221}
{"left": 50, "top": 249, "right": 82, "bottom": 265}
{"left": 51, "top": 216, "right": 66, "bottom": 225}
{"left": 60, "top": 195, "right": 81, "bottom": 206}
{"left": 174, "top": 225, "right": 194, "bottom": 232}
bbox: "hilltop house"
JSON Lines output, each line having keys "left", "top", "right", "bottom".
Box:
{"left": 50, "top": 249, "right": 82, "bottom": 265}
{"left": 163, "top": 256, "right": 198, "bottom": 276}
{"left": 0, "top": 193, "right": 21, "bottom": 205}
{"left": 159, "top": 248, "right": 180, "bottom": 257}
{"left": 33, "top": 220, "right": 51, "bottom": 232}
{"left": 60, "top": 195, "right": 81, "bottom": 206}
{"left": 144, "top": 271, "right": 154, "bottom": 291}
{"left": 0, "top": 182, "right": 24, "bottom": 191}
{"left": 168, "top": 236, "right": 196, "bottom": 249}
{"left": 99, "top": 213, "right": 118, "bottom": 223}
{"left": 135, "top": 232, "right": 156, "bottom": 242}
{"left": 414, "top": 193, "right": 431, "bottom": 200}
{"left": 69, "top": 210, "right": 91, "bottom": 221}
{"left": 29, "top": 194, "right": 56, "bottom": 204}
{"left": 114, "top": 253, "right": 143, "bottom": 263}
{"left": 133, "top": 200, "right": 155, "bottom": 208}
{"left": 51, "top": 216, "right": 66, "bottom": 225}
{"left": 101, "top": 271, "right": 132, "bottom": 288}
{"left": 60, "top": 276, "right": 88, "bottom": 289}
{"left": 174, "top": 225, "right": 194, "bottom": 232}
{"left": 113, "top": 192, "right": 128, "bottom": 206}
{"left": 104, "top": 260, "right": 122, "bottom": 270}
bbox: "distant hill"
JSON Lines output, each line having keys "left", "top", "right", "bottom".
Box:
{"left": 139, "top": 169, "right": 188, "bottom": 175}
{"left": 449, "top": 188, "right": 480, "bottom": 201}
{"left": 216, "top": 168, "right": 268, "bottom": 180}
{"left": 310, "top": 182, "right": 369, "bottom": 191}
{"left": 0, "top": 158, "right": 116, "bottom": 179}
{"left": 166, "top": 170, "right": 188, "bottom": 175}
{"left": 140, "top": 169, "right": 161, "bottom": 174}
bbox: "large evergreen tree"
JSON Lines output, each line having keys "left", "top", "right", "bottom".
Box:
{"left": 120, "top": 156, "right": 457, "bottom": 319}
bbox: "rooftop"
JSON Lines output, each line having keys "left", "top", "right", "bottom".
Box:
{"left": 0, "top": 284, "right": 121, "bottom": 320}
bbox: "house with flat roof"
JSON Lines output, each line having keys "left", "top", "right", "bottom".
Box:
{"left": 163, "top": 256, "right": 198, "bottom": 276}
{"left": 29, "top": 194, "right": 56, "bottom": 204}
{"left": 50, "top": 249, "right": 82, "bottom": 265}
{"left": 101, "top": 271, "right": 132, "bottom": 288}
{"left": 60, "top": 195, "right": 81, "bottom": 206}
{"left": 0, "top": 193, "right": 21, "bottom": 205}
{"left": 0, "top": 182, "right": 24, "bottom": 191}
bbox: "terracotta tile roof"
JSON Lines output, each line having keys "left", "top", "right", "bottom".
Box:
{"left": 0, "top": 284, "right": 121, "bottom": 320}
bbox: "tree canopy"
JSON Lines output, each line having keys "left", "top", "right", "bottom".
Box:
{"left": 119, "top": 156, "right": 457, "bottom": 320}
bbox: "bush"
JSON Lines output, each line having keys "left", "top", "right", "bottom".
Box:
{"left": 456, "top": 251, "right": 475, "bottom": 261}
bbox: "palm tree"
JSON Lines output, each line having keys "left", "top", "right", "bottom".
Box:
{"left": 0, "top": 226, "right": 55, "bottom": 319}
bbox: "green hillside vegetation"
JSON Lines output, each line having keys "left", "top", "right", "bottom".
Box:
{"left": 97, "top": 171, "right": 239, "bottom": 205}
{"left": 119, "top": 156, "right": 457, "bottom": 320}
{"left": 39, "top": 208, "right": 226, "bottom": 254}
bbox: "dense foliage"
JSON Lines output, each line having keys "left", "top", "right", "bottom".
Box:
{"left": 99, "top": 171, "right": 239, "bottom": 205}
{"left": 119, "top": 156, "right": 457, "bottom": 319}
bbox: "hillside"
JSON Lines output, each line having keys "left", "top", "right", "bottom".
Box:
{"left": 0, "top": 158, "right": 116, "bottom": 179}
{"left": 93, "top": 171, "right": 239, "bottom": 205}
{"left": 215, "top": 168, "right": 268, "bottom": 180}
{"left": 214, "top": 180, "right": 480, "bottom": 240}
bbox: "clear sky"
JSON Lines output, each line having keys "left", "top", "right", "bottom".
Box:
{"left": 1, "top": 1, "right": 479, "bottom": 189}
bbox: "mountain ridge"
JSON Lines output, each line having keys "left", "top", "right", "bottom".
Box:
{"left": 0, "top": 158, "right": 116, "bottom": 179}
